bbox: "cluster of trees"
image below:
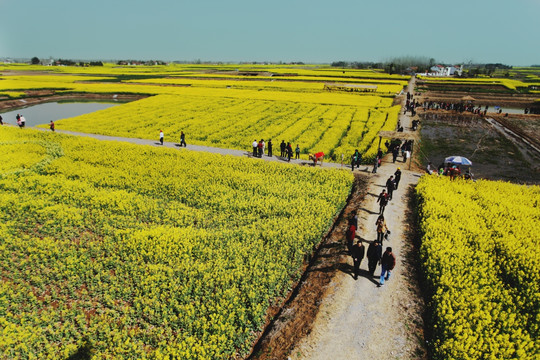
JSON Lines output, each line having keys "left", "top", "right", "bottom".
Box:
{"left": 30, "top": 57, "right": 103, "bottom": 66}
{"left": 331, "top": 57, "right": 513, "bottom": 78}
{"left": 331, "top": 56, "right": 436, "bottom": 74}
{"left": 331, "top": 61, "right": 386, "bottom": 69}
{"left": 463, "top": 63, "right": 512, "bottom": 77}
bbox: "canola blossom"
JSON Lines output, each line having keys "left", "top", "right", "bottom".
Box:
{"left": 0, "top": 127, "right": 353, "bottom": 359}
{"left": 416, "top": 176, "right": 540, "bottom": 360}
{"left": 1, "top": 64, "right": 403, "bottom": 162}
{"left": 53, "top": 94, "right": 400, "bottom": 162}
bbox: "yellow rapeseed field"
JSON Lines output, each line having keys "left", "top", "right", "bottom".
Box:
{"left": 416, "top": 175, "right": 540, "bottom": 360}
{"left": 0, "top": 126, "right": 353, "bottom": 359}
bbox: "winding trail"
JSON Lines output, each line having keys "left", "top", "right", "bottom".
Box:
{"left": 289, "top": 78, "right": 426, "bottom": 360}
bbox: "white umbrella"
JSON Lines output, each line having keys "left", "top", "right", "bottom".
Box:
{"left": 445, "top": 156, "right": 472, "bottom": 166}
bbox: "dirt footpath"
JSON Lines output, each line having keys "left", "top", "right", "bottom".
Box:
{"left": 288, "top": 79, "right": 427, "bottom": 360}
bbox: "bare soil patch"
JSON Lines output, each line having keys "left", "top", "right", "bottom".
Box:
{"left": 418, "top": 112, "right": 540, "bottom": 184}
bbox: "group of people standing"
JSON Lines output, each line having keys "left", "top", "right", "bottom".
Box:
{"left": 252, "top": 139, "right": 302, "bottom": 162}
{"left": 390, "top": 141, "right": 412, "bottom": 164}
{"left": 15, "top": 114, "right": 26, "bottom": 128}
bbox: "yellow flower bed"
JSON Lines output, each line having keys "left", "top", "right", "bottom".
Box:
{"left": 416, "top": 176, "right": 540, "bottom": 360}
{"left": 0, "top": 126, "right": 353, "bottom": 359}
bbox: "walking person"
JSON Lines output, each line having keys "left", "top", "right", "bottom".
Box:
{"left": 351, "top": 149, "right": 361, "bottom": 171}
{"left": 295, "top": 144, "right": 300, "bottom": 159}
{"left": 252, "top": 140, "right": 258, "bottom": 157}
{"left": 280, "top": 140, "right": 286, "bottom": 158}
{"left": 267, "top": 139, "right": 273, "bottom": 157}
{"left": 180, "top": 131, "right": 186, "bottom": 147}
{"left": 49, "top": 120, "right": 55, "bottom": 132}
{"left": 262, "top": 139, "right": 266, "bottom": 156}
{"left": 394, "top": 168, "right": 402, "bottom": 190}
{"left": 375, "top": 215, "right": 388, "bottom": 243}
{"left": 346, "top": 210, "right": 358, "bottom": 252}
{"left": 367, "top": 240, "right": 382, "bottom": 276}
{"left": 159, "top": 129, "right": 164, "bottom": 145}
{"left": 379, "top": 247, "right": 396, "bottom": 286}
{"left": 351, "top": 240, "right": 365, "bottom": 280}
{"left": 386, "top": 175, "right": 395, "bottom": 200}
{"left": 372, "top": 156, "right": 379, "bottom": 173}
{"left": 392, "top": 146, "right": 399, "bottom": 163}
{"left": 0, "top": 115, "right": 3, "bottom": 125}
{"left": 377, "top": 189, "right": 389, "bottom": 215}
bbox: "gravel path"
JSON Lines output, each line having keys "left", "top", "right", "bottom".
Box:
{"left": 289, "top": 78, "right": 426, "bottom": 360}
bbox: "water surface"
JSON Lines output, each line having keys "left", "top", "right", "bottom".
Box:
{"left": 0, "top": 101, "right": 119, "bottom": 127}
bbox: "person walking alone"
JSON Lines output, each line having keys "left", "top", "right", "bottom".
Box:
{"left": 394, "top": 168, "right": 402, "bottom": 190}
{"left": 377, "top": 189, "right": 389, "bottom": 215}
{"left": 379, "top": 247, "right": 396, "bottom": 286}
{"left": 49, "top": 120, "right": 55, "bottom": 132}
{"left": 351, "top": 240, "right": 365, "bottom": 280}
{"left": 159, "top": 130, "right": 164, "bottom": 145}
{"left": 180, "top": 131, "right": 187, "bottom": 147}
{"left": 295, "top": 144, "right": 300, "bottom": 159}
{"left": 367, "top": 240, "right": 382, "bottom": 276}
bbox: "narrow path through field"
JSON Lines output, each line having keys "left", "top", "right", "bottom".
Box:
{"left": 30, "top": 128, "right": 349, "bottom": 169}
{"left": 288, "top": 78, "right": 426, "bottom": 360}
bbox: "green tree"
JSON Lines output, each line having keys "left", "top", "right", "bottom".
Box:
{"left": 31, "top": 57, "right": 40, "bottom": 65}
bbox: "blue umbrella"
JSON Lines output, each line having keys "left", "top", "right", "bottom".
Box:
{"left": 445, "top": 156, "right": 472, "bottom": 166}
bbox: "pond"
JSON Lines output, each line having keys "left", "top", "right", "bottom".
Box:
{"left": 0, "top": 101, "right": 120, "bottom": 127}
{"left": 490, "top": 107, "right": 526, "bottom": 115}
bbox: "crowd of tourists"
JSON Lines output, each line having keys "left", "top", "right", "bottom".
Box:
{"left": 346, "top": 166, "right": 402, "bottom": 287}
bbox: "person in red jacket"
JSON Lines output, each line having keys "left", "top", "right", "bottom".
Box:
{"left": 379, "top": 247, "right": 396, "bottom": 286}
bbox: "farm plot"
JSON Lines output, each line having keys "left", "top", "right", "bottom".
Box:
{"left": 50, "top": 94, "right": 400, "bottom": 162}
{"left": 416, "top": 176, "right": 540, "bottom": 360}
{"left": 0, "top": 127, "right": 353, "bottom": 359}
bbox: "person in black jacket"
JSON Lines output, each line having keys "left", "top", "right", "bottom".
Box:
{"left": 379, "top": 247, "right": 396, "bottom": 286}
{"left": 394, "top": 168, "right": 402, "bottom": 190}
{"left": 386, "top": 175, "right": 395, "bottom": 200}
{"left": 367, "top": 240, "right": 382, "bottom": 276}
{"left": 351, "top": 240, "right": 365, "bottom": 280}
{"left": 267, "top": 139, "right": 273, "bottom": 157}
{"left": 377, "top": 189, "right": 388, "bottom": 215}
{"left": 280, "top": 140, "right": 286, "bottom": 157}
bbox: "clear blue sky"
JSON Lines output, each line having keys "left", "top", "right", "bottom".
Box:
{"left": 1, "top": 0, "right": 539, "bottom": 65}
